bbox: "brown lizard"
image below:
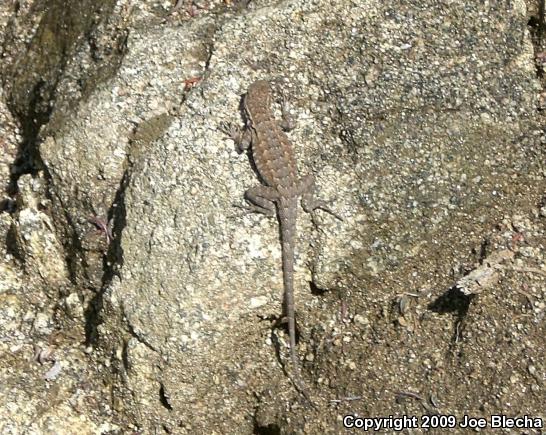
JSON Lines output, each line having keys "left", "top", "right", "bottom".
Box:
{"left": 223, "top": 80, "right": 342, "bottom": 401}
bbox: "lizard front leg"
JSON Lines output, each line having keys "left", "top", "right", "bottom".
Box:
{"left": 219, "top": 122, "right": 254, "bottom": 153}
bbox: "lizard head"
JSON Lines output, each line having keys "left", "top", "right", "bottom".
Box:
{"left": 244, "top": 80, "right": 272, "bottom": 106}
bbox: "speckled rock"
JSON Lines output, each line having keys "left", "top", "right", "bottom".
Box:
{"left": 0, "top": 0, "right": 545, "bottom": 433}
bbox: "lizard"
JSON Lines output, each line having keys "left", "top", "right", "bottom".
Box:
{"left": 222, "top": 80, "right": 342, "bottom": 402}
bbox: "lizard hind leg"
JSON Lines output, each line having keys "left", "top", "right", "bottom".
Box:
{"left": 299, "top": 174, "right": 344, "bottom": 221}
{"left": 241, "top": 184, "right": 279, "bottom": 216}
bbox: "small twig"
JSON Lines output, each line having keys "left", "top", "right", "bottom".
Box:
{"left": 183, "top": 76, "right": 202, "bottom": 91}
{"left": 170, "top": 0, "right": 185, "bottom": 13}
{"left": 88, "top": 216, "right": 113, "bottom": 244}
{"left": 496, "top": 265, "right": 546, "bottom": 277}
{"left": 330, "top": 395, "right": 363, "bottom": 404}
{"left": 539, "top": 0, "right": 545, "bottom": 42}
{"left": 339, "top": 299, "right": 348, "bottom": 322}
{"left": 396, "top": 390, "right": 424, "bottom": 401}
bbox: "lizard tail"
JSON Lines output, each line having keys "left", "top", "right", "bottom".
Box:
{"left": 279, "top": 200, "right": 298, "bottom": 369}
{"left": 280, "top": 202, "right": 316, "bottom": 404}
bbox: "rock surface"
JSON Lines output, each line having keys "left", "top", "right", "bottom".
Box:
{"left": 0, "top": 0, "right": 545, "bottom": 433}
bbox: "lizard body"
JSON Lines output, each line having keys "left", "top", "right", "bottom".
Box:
{"left": 225, "top": 80, "right": 340, "bottom": 401}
